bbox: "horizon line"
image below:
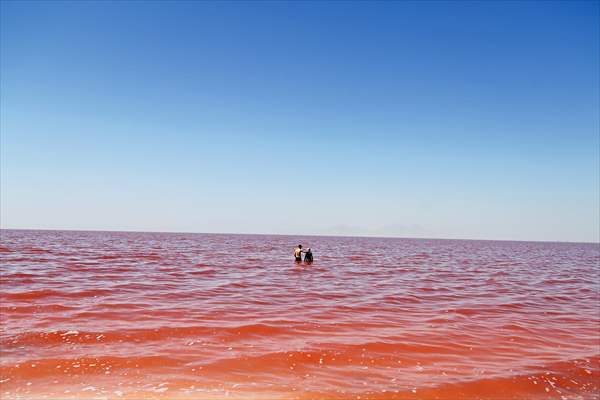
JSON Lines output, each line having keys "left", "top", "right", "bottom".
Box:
{"left": 0, "top": 227, "right": 597, "bottom": 245}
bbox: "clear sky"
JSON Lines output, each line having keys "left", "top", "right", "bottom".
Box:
{"left": 1, "top": 1, "right": 598, "bottom": 242}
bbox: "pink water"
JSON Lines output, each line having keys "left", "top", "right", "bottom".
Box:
{"left": 0, "top": 229, "right": 599, "bottom": 399}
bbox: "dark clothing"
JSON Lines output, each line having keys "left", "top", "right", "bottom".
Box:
{"left": 295, "top": 256, "right": 302, "bottom": 262}
{"left": 304, "top": 251, "right": 313, "bottom": 262}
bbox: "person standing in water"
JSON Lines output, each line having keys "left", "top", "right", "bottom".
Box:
{"left": 304, "top": 248, "right": 313, "bottom": 263}
{"left": 294, "top": 244, "right": 304, "bottom": 262}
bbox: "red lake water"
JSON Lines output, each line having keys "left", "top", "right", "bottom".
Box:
{"left": 0, "top": 229, "right": 598, "bottom": 399}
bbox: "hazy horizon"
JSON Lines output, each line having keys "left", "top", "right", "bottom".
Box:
{"left": 1, "top": 227, "right": 598, "bottom": 245}
{"left": 1, "top": 1, "right": 598, "bottom": 243}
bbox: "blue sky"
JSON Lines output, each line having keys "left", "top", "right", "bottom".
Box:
{"left": 1, "top": 1, "right": 598, "bottom": 242}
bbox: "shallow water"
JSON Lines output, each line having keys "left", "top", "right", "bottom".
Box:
{"left": 0, "top": 230, "right": 598, "bottom": 399}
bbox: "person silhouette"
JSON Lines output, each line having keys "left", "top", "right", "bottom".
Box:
{"left": 304, "top": 248, "right": 313, "bottom": 263}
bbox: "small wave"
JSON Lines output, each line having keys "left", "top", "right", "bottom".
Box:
{"left": 322, "top": 340, "right": 472, "bottom": 357}
{"left": 1, "top": 257, "right": 51, "bottom": 263}
{"left": 0, "top": 355, "right": 182, "bottom": 380}
{"left": 0, "top": 304, "right": 76, "bottom": 314}
{"left": 190, "top": 268, "right": 217, "bottom": 275}
{"left": 452, "top": 307, "right": 486, "bottom": 317}
{"left": 128, "top": 253, "right": 162, "bottom": 261}
{"left": 381, "top": 295, "right": 422, "bottom": 304}
{"left": 1, "top": 272, "right": 37, "bottom": 279}
{"left": 501, "top": 323, "right": 538, "bottom": 334}
{"left": 294, "top": 355, "right": 600, "bottom": 399}
{"left": 23, "top": 247, "right": 52, "bottom": 255}
{"left": 0, "top": 288, "right": 114, "bottom": 301}
{"left": 3, "top": 324, "right": 293, "bottom": 346}
{"left": 91, "top": 255, "right": 122, "bottom": 260}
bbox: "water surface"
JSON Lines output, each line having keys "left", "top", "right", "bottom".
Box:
{"left": 1, "top": 230, "right": 598, "bottom": 399}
